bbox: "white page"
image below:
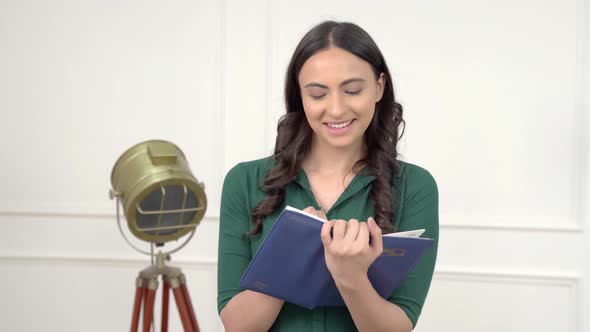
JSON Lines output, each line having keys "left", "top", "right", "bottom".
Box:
{"left": 285, "top": 205, "right": 326, "bottom": 222}
{"left": 285, "top": 206, "right": 425, "bottom": 238}
{"left": 384, "top": 229, "right": 425, "bottom": 238}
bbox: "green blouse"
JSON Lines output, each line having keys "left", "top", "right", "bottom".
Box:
{"left": 217, "top": 157, "right": 438, "bottom": 331}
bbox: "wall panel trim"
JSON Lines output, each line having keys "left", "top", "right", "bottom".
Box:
{"left": 0, "top": 254, "right": 217, "bottom": 269}
{"left": 435, "top": 267, "right": 580, "bottom": 332}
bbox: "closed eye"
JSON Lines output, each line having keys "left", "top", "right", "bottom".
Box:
{"left": 310, "top": 94, "right": 326, "bottom": 100}
{"left": 345, "top": 89, "right": 362, "bottom": 95}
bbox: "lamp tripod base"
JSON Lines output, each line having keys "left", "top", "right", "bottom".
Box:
{"left": 130, "top": 252, "right": 200, "bottom": 332}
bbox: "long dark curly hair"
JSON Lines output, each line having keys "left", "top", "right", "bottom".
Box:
{"left": 248, "top": 21, "right": 405, "bottom": 236}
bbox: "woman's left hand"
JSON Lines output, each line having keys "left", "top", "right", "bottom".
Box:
{"left": 320, "top": 217, "right": 384, "bottom": 288}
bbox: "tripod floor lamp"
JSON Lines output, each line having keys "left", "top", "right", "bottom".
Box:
{"left": 110, "top": 140, "right": 207, "bottom": 332}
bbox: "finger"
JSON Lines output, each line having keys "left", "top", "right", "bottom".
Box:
{"left": 317, "top": 208, "right": 328, "bottom": 220}
{"left": 302, "top": 206, "right": 317, "bottom": 215}
{"left": 321, "top": 220, "right": 334, "bottom": 247}
{"left": 302, "top": 206, "right": 325, "bottom": 220}
{"left": 343, "top": 219, "right": 360, "bottom": 243}
{"left": 332, "top": 219, "right": 347, "bottom": 240}
{"left": 368, "top": 217, "right": 383, "bottom": 254}
{"left": 357, "top": 221, "right": 370, "bottom": 247}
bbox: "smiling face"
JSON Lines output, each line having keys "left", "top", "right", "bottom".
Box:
{"left": 298, "top": 47, "right": 385, "bottom": 152}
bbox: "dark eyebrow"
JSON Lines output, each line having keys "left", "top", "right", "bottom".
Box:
{"left": 303, "top": 82, "right": 329, "bottom": 89}
{"left": 303, "top": 78, "right": 366, "bottom": 89}
{"left": 340, "top": 78, "right": 366, "bottom": 86}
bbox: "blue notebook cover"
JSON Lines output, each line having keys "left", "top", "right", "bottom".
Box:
{"left": 239, "top": 206, "right": 434, "bottom": 310}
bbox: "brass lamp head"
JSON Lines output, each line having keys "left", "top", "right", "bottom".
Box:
{"left": 110, "top": 140, "right": 207, "bottom": 244}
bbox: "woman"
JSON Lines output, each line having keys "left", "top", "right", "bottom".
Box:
{"left": 217, "top": 20, "right": 438, "bottom": 332}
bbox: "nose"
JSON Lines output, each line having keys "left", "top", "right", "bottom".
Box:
{"left": 326, "top": 92, "right": 345, "bottom": 118}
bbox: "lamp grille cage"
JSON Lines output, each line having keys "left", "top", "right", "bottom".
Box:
{"left": 110, "top": 140, "right": 207, "bottom": 248}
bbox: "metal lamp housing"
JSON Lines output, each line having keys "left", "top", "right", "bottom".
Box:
{"left": 110, "top": 140, "right": 207, "bottom": 244}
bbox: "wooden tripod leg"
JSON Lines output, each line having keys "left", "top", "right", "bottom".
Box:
{"left": 130, "top": 277, "right": 146, "bottom": 332}
{"left": 142, "top": 279, "right": 158, "bottom": 332}
{"left": 170, "top": 276, "right": 194, "bottom": 332}
{"left": 161, "top": 278, "right": 170, "bottom": 332}
{"left": 180, "top": 275, "right": 200, "bottom": 332}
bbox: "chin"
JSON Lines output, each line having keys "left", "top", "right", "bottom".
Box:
{"left": 324, "top": 137, "right": 360, "bottom": 149}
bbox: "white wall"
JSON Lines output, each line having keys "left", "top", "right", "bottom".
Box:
{"left": 0, "top": 0, "right": 225, "bottom": 331}
{"left": 1, "top": 0, "right": 588, "bottom": 331}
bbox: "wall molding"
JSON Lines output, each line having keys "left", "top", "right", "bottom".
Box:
{"left": 0, "top": 254, "right": 217, "bottom": 270}
{"left": 3, "top": 255, "right": 578, "bottom": 287}
{"left": 440, "top": 215, "right": 583, "bottom": 233}
{"left": 435, "top": 267, "right": 580, "bottom": 332}
{"left": 572, "top": 0, "right": 588, "bottom": 233}
{"left": 435, "top": 267, "right": 579, "bottom": 285}
{"left": 0, "top": 210, "right": 220, "bottom": 223}
{"left": 1, "top": 257, "right": 582, "bottom": 331}
{"left": 0, "top": 211, "right": 581, "bottom": 232}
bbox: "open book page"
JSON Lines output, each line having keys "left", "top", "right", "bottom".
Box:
{"left": 285, "top": 205, "right": 326, "bottom": 222}
{"left": 284, "top": 206, "right": 425, "bottom": 238}
{"left": 384, "top": 229, "right": 425, "bottom": 238}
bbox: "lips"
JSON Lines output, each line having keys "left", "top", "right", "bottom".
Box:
{"left": 325, "top": 120, "right": 353, "bottom": 129}
{"left": 322, "top": 119, "right": 355, "bottom": 136}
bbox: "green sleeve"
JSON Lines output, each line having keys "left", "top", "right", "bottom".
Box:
{"left": 217, "top": 163, "right": 252, "bottom": 314}
{"left": 388, "top": 165, "right": 439, "bottom": 328}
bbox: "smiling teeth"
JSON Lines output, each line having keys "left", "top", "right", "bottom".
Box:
{"left": 327, "top": 120, "right": 352, "bottom": 129}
